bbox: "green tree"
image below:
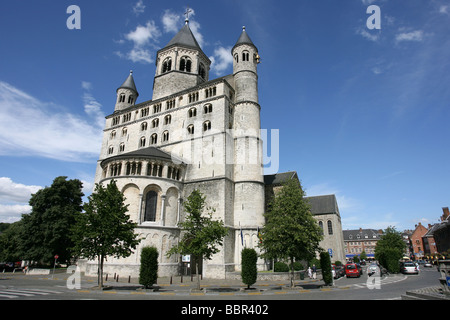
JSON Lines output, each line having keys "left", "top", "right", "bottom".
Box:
{"left": 0, "top": 221, "right": 24, "bottom": 262}
{"left": 241, "top": 248, "right": 258, "bottom": 289}
{"left": 20, "top": 176, "right": 83, "bottom": 265}
{"left": 320, "top": 251, "right": 333, "bottom": 286}
{"left": 375, "top": 226, "right": 405, "bottom": 273}
{"left": 139, "top": 246, "right": 159, "bottom": 289}
{"left": 71, "top": 180, "right": 141, "bottom": 288}
{"left": 167, "top": 189, "right": 228, "bottom": 290}
{"left": 260, "top": 178, "right": 323, "bottom": 287}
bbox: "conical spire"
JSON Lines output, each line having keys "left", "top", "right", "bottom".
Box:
{"left": 118, "top": 70, "right": 138, "bottom": 97}
{"left": 233, "top": 26, "right": 257, "bottom": 51}
{"left": 164, "top": 22, "right": 201, "bottom": 50}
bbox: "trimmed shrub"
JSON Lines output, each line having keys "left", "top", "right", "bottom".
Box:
{"left": 241, "top": 248, "right": 258, "bottom": 289}
{"left": 274, "top": 261, "right": 289, "bottom": 272}
{"left": 139, "top": 246, "right": 159, "bottom": 289}
{"left": 320, "top": 251, "right": 333, "bottom": 286}
{"left": 292, "top": 261, "right": 304, "bottom": 271}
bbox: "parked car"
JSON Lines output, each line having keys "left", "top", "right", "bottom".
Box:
{"left": 424, "top": 261, "right": 433, "bottom": 268}
{"left": 401, "top": 262, "right": 419, "bottom": 274}
{"left": 356, "top": 263, "right": 363, "bottom": 275}
{"left": 345, "top": 263, "right": 360, "bottom": 278}
{"left": 368, "top": 263, "right": 378, "bottom": 276}
{"left": 335, "top": 265, "right": 345, "bottom": 278}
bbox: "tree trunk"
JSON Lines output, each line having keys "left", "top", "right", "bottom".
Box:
{"left": 290, "top": 257, "right": 295, "bottom": 288}
{"left": 98, "top": 255, "right": 104, "bottom": 288}
{"left": 196, "top": 259, "right": 201, "bottom": 291}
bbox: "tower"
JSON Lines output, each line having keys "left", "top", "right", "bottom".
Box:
{"left": 231, "top": 27, "right": 265, "bottom": 267}
{"left": 115, "top": 70, "right": 138, "bottom": 112}
{"left": 152, "top": 18, "right": 211, "bottom": 100}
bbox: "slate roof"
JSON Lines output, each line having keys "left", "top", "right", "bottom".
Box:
{"left": 164, "top": 22, "right": 201, "bottom": 51}
{"left": 305, "top": 195, "right": 339, "bottom": 215}
{"left": 233, "top": 26, "right": 257, "bottom": 51}
{"left": 101, "top": 147, "right": 183, "bottom": 165}
{"left": 117, "top": 71, "right": 138, "bottom": 96}
{"left": 342, "top": 229, "right": 382, "bottom": 241}
{"left": 263, "top": 171, "right": 298, "bottom": 185}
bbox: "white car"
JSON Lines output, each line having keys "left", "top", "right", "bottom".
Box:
{"left": 401, "top": 262, "right": 419, "bottom": 274}
{"left": 368, "top": 263, "right": 378, "bottom": 275}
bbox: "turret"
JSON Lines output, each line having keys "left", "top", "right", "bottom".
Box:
{"left": 115, "top": 70, "right": 138, "bottom": 112}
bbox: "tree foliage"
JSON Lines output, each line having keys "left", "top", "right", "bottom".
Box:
{"left": 20, "top": 176, "right": 83, "bottom": 265}
{"left": 375, "top": 226, "right": 405, "bottom": 273}
{"left": 320, "top": 251, "right": 333, "bottom": 286}
{"left": 167, "top": 189, "right": 228, "bottom": 290}
{"left": 241, "top": 248, "right": 258, "bottom": 289}
{"left": 260, "top": 178, "right": 323, "bottom": 287}
{"left": 71, "top": 180, "right": 141, "bottom": 287}
{"left": 139, "top": 246, "right": 159, "bottom": 289}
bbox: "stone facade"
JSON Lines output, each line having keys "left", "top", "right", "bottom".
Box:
{"left": 82, "top": 21, "right": 265, "bottom": 279}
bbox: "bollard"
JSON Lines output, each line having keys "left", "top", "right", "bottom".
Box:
{"left": 128, "top": 275, "right": 131, "bottom": 283}
{"left": 170, "top": 276, "right": 172, "bottom": 285}
{"left": 116, "top": 274, "right": 119, "bottom": 282}
{"left": 114, "top": 273, "right": 116, "bottom": 280}
{"left": 105, "top": 274, "right": 108, "bottom": 281}
{"left": 181, "top": 274, "right": 183, "bottom": 283}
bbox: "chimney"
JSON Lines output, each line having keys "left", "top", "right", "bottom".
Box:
{"left": 442, "top": 207, "right": 450, "bottom": 221}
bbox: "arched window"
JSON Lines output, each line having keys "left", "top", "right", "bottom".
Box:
{"left": 180, "top": 56, "right": 192, "bottom": 72}
{"left": 139, "top": 136, "right": 146, "bottom": 147}
{"left": 110, "top": 131, "right": 116, "bottom": 139}
{"left": 327, "top": 220, "right": 333, "bottom": 235}
{"left": 204, "top": 104, "right": 213, "bottom": 114}
{"left": 234, "top": 53, "right": 239, "bottom": 63}
{"left": 119, "top": 93, "right": 125, "bottom": 103}
{"left": 199, "top": 63, "right": 206, "bottom": 79}
{"left": 152, "top": 118, "right": 159, "bottom": 128}
{"left": 151, "top": 133, "right": 158, "bottom": 145}
{"left": 242, "top": 51, "right": 249, "bottom": 61}
{"left": 128, "top": 96, "right": 134, "bottom": 104}
{"left": 162, "top": 130, "right": 169, "bottom": 142}
{"left": 108, "top": 146, "right": 114, "bottom": 155}
{"left": 122, "top": 127, "right": 128, "bottom": 136}
{"left": 188, "top": 107, "right": 197, "bottom": 118}
{"left": 164, "top": 115, "right": 171, "bottom": 125}
{"left": 203, "top": 121, "right": 211, "bottom": 132}
{"left": 144, "top": 191, "right": 158, "bottom": 222}
{"left": 141, "top": 122, "right": 148, "bottom": 131}
{"left": 187, "top": 124, "right": 194, "bottom": 135}
{"left": 119, "top": 143, "right": 125, "bottom": 152}
{"left": 318, "top": 221, "right": 324, "bottom": 235}
{"left": 162, "top": 58, "right": 172, "bottom": 73}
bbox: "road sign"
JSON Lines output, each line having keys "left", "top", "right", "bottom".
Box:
{"left": 54, "top": 255, "right": 59, "bottom": 260}
{"left": 328, "top": 249, "right": 333, "bottom": 257}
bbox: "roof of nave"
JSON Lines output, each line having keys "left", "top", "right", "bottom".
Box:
{"left": 101, "top": 147, "right": 184, "bottom": 166}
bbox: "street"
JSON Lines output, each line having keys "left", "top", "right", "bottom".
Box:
{"left": 0, "top": 265, "right": 442, "bottom": 301}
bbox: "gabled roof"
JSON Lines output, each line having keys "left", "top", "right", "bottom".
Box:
{"left": 305, "top": 195, "right": 339, "bottom": 215}
{"left": 343, "top": 229, "right": 382, "bottom": 241}
{"left": 117, "top": 71, "right": 138, "bottom": 96}
{"left": 264, "top": 171, "right": 298, "bottom": 185}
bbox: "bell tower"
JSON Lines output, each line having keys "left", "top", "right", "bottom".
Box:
{"left": 231, "top": 27, "right": 265, "bottom": 259}
{"left": 152, "top": 18, "right": 211, "bottom": 100}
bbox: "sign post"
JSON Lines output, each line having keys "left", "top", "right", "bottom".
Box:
{"left": 52, "top": 254, "right": 59, "bottom": 279}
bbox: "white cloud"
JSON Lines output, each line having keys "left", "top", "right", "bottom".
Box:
{"left": 132, "top": 0, "right": 146, "bottom": 16}
{"left": 356, "top": 27, "right": 380, "bottom": 42}
{"left": 210, "top": 46, "right": 233, "bottom": 76}
{"left": 125, "top": 21, "right": 161, "bottom": 47}
{"left": 439, "top": 5, "right": 449, "bottom": 14}
{"left": 0, "top": 81, "right": 103, "bottom": 162}
{"left": 82, "top": 81, "right": 105, "bottom": 128}
{"left": 162, "top": 10, "right": 182, "bottom": 33}
{"left": 395, "top": 30, "right": 424, "bottom": 42}
{"left": 0, "top": 177, "right": 43, "bottom": 223}
{"left": 117, "top": 21, "right": 161, "bottom": 64}
{"left": 0, "top": 177, "right": 42, "bottom": 203}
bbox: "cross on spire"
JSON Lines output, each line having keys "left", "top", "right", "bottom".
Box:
{"left": 184, "top": 6, "right": 192, "bottom": 23}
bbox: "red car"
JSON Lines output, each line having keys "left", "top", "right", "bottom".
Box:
{"left": 345, "top": 263, "right": 361, "bottom": 278}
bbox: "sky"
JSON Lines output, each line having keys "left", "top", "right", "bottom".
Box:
{"left": 0, "top": 0, "right": 449, "bottom": 232}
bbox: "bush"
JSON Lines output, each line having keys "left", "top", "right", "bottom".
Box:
{"left": 241, "top": 248, "right": 258, "bottom": 289}
{"left": 320, "top": 252, "right": 333, "bottom": 286}
{"left": 274, "top": 261, "right": 289, "bottom": 272}
{"left": 139, "top": 246, "right": 159, "bottom": 289}
{"left": 292, "top": 261, "right": 303, "bottom": 271}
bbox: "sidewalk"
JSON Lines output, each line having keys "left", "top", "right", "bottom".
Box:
{"left": 82, "top": 274, "right": 328, "bottom": 296}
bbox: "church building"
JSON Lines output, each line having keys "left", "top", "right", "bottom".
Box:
{"left": 83, "top": 18, "right": 265, "bottom": 279}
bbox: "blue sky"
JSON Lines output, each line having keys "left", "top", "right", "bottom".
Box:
{"left": 0, "top": 0, "right": 449, "bottom": 232}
